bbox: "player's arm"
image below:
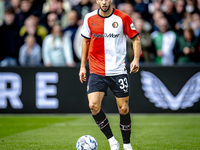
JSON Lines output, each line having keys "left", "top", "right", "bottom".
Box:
{"left": 130, "top": 36, "right": 141, "bottom": 74}
{"left": 79, "top": 37, "right": 91, "bottom": 83}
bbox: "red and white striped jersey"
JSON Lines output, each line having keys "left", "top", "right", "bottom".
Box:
{"left": 81, "top": 8, "right": 139, "bottom": 76}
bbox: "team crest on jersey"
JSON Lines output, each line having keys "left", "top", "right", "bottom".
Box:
{"left": 112, "top": 22, "right": 118, "bottom": 28}
{"left": 130, "top": 23, "right": 135, "bottom": 30}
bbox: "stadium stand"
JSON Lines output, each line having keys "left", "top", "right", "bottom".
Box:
{"left": 0, "top": 0, "right": 199, "bottom": 67}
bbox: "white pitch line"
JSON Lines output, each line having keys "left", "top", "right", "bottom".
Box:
{"left": 54, "top": 123, "right": 67, "bottom": 126}
{"left": 52, "top": 122, "right": 199, "bottom": 127}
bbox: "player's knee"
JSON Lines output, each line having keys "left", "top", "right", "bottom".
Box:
{"left": 119, "top": 106, "right": 129, "bottom": 115}
{"left": 89, "top": 102, "right": 100, "bottom": 114}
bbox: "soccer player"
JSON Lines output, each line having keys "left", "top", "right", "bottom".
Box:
{"left": 79, "top": 0, "right": 141, "bottom": 149}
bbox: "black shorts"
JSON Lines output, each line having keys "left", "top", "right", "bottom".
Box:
{"left": 87, "top": 73, "right": 129, "bottom": 98}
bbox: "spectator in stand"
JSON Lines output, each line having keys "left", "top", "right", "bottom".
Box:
{"left": 73, "top": 24, "right": 83, "bottom": 62}
{"left": 131, "top": 11, "right": 152, "bottom": 32}
{"left": 163, "top": 0, "right": 179, "bottom": 31}
{"left": 89, "top": 0, "right": 98, "bottom": 5}
{"left": 42, "top": 0, "right": 71, "bottom": 14}
{"left": 148, "top": 0, "right": 164, "bottom": 25}
{"left": 19, "top": 35, "right": 41, "bottom": 66}
{"left": 148, "top": 0, "right": 163, "bottom": 15}
{"left": 43, "top": 0, "right": 58, "bottom": 13}
{"left": 197, "top": 0, "right": 200, "bottom": 14}
{"left": 119, "top": 2, "right": 134, "bottom": 16}
{"left": 29, "top": 0, "right": 46, "bottom": 17}
{"left": 19, "top": 15, "right": 48, "bottom": 47}
{"left": 41, "top": 12, "right": 58, "bottom": 34}
{"left": 131, "top": 11, "right": 142, "bottom": 22}
{"left": 133, "top": 0, "right": 149, "bottom": 21}
{"left": 151, "top": 17, "right": 177, "bottom": 65}
{"left": 175, "top": 28, "right": 199, "bottom": 64}
{"left": 190, "top": 12, "right": 200, "bottom": 38}
{"left": 135, "top": 18, "right": 155, "bottom": 62}
{"left": 68, "top": 0, "right": 81, "bottom": 6}
{"left": 174, "top": 0, "right": 185, "bottom": 22}
{"left": 90, "top": 2, "right": 99, "bottom": 12}
{"left": 63, "top": 10, "right": 79, "bottom": 63}
{"left": 123, "top": 10, "right": 140, "bottom": 63}
{"left": 5, "top": 0, "right": 21, "bottom": 14}
{"left": 0, "top": 0, "right": 5, "bottom": 26}
{"left": 185, "top": 0, "right": 197, "bottom": 13}
{"left": 175, "top": 12, "right": 192, "bottom": 35}
{"left": 42, "top": 24, "right": 75, "bottom": 67}
{"left": 72, "top": 0, "right": 92, "bottom": 21}
{"left": 152, "top": 10, "right": 165, "bottom": 31}
{"left": 55, "top": 0, "right": 69, "bottom": 29}
{"left": 113, "top": 0, "right": 126, "bottom": 8}
{"left": 15, "top": 0, "right": 33, "bottom": 30}
{"left": 0, "top": 8, "right": 20, "bottom": 66}
{"left": 42, "top": 0, "right": 71, "bottom": 30}
{"left": 173, "top": 0, "right": 185, "bottom": 35}
{"left": 126, "top": 11, "right": 152, "bottom": 63}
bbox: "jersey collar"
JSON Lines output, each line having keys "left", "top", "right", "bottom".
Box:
{"left": 97, "top": 8, "right": 115, "bottom": 18}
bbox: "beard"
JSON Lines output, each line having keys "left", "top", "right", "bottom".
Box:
{"left": 100, "top": 5, "right": 110, "bottom": 13}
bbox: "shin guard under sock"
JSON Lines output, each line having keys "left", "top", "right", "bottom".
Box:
{"left": 92, "top": 109, "right": 113, "bottom": 139}
{"left": 120, "top": 113, "right": 131, "bottom": 144}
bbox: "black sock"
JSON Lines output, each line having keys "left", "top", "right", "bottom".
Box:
{"left": 120, "top": 113, "right": 131, "bottom": 144}
{"left": 92, "top": 109, "right": 113, "bottom": 139}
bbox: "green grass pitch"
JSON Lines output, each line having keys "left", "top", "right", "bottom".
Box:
{"left": 0, "top": 114, "right": 200, "bottom": 150}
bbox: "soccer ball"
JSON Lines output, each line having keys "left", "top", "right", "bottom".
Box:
{"left": 76, "top": 135, "right": 98, "bottom": 150}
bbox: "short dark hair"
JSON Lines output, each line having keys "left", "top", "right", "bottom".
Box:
{"left": 4, "top": 8, "right": 15, "bottom": 15}
{"left": 21, "top": 0, "right": 31, "bottom": 2}
{"left": 184, "top": 27, "right": 194, "bottom": 37}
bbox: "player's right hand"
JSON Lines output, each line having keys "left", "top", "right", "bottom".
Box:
{"left": 79, "top": 67, "right": 87, "bottom": 83}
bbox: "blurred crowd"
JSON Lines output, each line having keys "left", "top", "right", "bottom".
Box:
{"left": 0, "top": 0, "right": 200, "bottom": 67}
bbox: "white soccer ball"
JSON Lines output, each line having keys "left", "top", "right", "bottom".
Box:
{"left": 76, "top": 135, "right": 98, "bottom": 150}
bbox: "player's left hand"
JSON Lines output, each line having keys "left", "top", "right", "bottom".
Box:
{"left": 79, "top": 67, "right": 87, "bottom": 83}
{"left": 130, "top": 60, "right": 139, "bottom": 74}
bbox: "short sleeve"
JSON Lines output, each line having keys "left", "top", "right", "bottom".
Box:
{"left": 123, "top": 15, "right": 139, "bottom": 39}
{"left": 81, "top": 14, "right": 91, "bottom": 39}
